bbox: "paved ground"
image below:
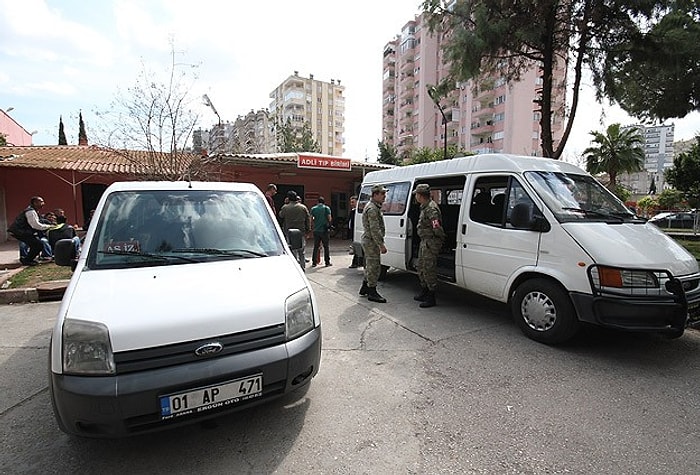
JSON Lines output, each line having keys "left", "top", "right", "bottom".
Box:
{"left": 0, "top": 238, "right": 21, "bottom": 270}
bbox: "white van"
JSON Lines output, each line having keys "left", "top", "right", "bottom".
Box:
{"left": 50, "top": 181, "right": 321, "bottom": 437}
{"left": 354, "top": 154, "right": 700, "bottom": 343}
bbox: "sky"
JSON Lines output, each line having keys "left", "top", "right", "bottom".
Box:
{"left": 1, "top": 0, "right": 699, "bottom": 163}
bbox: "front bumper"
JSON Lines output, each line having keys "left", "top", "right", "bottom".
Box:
{"left": 571, "top": 290, "right": 700, "bottom": 334}
{"left": 50, "top": 326, "right": 321, "bottom": 438}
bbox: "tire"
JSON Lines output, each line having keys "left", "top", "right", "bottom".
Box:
{"left": 378, "top": 265, "right": 389, "bottom": 281}
{"left": 511, "top": 278, "right": 579, "bottom": 344}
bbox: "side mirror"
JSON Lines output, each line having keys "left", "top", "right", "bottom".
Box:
{"left": 511, "top": 202, "right": 550, "bottom": 232}
{"left": 54, "top": 239, "right": 77, "bottom": 268}
{"left": 287, "top": 229, "right": 303, "bottom": 250}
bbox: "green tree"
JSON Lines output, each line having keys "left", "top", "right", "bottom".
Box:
{"left": 637, "top": 195, "right": 659, "bottom": 217}
{"left": 275, "top": 119, "right": 320, "bottom": 153}
{"left": 58, "top": 116, "right": 67, "bottom": 145}
{"left": 78, "top": 111, "right": 87, "bottom": 144}
{"left": 665, "top": 136, "right": 700, "bottom": 208}
{"left": 657, "top": 188, "right": 685, "bottom": 210}
{"left": 603, "top": 7, "right": 700, "bottom": 121}
{"left": 583, "top": 123, "right": 645, "bottom": 191}
{"left": 420, "top": 1, "right": 685, "bottom": 159}
{"left": 408, "top": 147, "right": 443, "bottom": 165}
{"left": 0, "top": 133, "right": 6, "bottom": 146}
{"left": 378, "top": 140, "right": 400, "bottom": 165}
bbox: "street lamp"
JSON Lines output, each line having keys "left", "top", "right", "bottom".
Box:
{"left": 202, "top": 94, "right": 221, "bottom": 125}
{"left": 427, "top": 85, "right": 448, "bottom": 159}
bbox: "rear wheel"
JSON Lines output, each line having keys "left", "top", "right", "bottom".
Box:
{"left": 511, "top": 278, "right": 579, "bottom": 344}
{"left": 378, "top": 265, "right": 389, "bottom": 280}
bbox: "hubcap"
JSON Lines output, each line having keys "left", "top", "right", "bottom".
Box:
{"left": 521, "top": 291, "right": 556, "bottom": 332}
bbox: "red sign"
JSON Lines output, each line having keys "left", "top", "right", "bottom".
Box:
{"left": 297, "top": 154, "right": 351, "bottom": 171}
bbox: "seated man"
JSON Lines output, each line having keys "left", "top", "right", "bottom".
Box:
{"left": 46, "top": 213, "right": 81, "bottom": 258}
{"left": 8, "top": 196, "right": 53, "bottom": 266}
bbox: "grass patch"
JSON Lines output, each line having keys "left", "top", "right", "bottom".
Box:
{"left": 6, "top": 263, "right": 73, "bottom": 289}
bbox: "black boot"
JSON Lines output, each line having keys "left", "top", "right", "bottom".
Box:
{"left": 359, "top": 280, "right": 369, "bottom": 296}
{"left": 419, "top": 291, "right": 436, "bottom": 308}
{"left": 414, "top": 287, "right": 429, "bottom": 302}
{"left": 367, "top": 287, "right": 387, "bottom": 303}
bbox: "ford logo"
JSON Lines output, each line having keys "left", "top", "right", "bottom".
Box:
{"left": 194, "top": 342, "right": 224, "bottom": 357}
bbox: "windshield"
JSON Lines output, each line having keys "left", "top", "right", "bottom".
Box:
{"left": 87, "top": 189, "right": 284, "bottom": 269}
{"left": 525, "top": 171, "right": 638, "bottom": 223}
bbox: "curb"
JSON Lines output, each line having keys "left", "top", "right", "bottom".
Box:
{"left": 0, "top": 280, "right": 69, "bottom": 305}
{"left": 0, "top": 287, "right": 40, "bottom": 304}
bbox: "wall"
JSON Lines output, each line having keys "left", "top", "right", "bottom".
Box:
{"left": 1, "top": 162, "right": 370, "bottom": 242}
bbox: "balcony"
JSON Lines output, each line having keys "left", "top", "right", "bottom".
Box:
{"left": 471, "top": 121, "right": 495, "bottom": 136}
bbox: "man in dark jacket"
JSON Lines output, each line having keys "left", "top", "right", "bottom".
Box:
{"left": 7, "top": 196, "right": 52, "bottom": 266}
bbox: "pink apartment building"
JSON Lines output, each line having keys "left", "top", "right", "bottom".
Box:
{"left": 383, "top": 14, "right": 567, "bottom": 160}
{"left": 0, "top": 109, "right": 34, "bottom": 146}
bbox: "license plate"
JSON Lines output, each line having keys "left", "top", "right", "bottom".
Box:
{"left": 160, "top": 374, "right": 263, "bottom": 419}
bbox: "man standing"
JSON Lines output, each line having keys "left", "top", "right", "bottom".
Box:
{"left": 310, "top": 196, "right": 332, "bottom": 267}
{"left": 7, "top": 196, "right": 52, "bottom": 266}
{"left": 359, "top": 184, "right": 388, "bottom": 303}
{"left": 278, "top": 191, "right": 311, "bottom": 270}
{"left": 348, "top": 195, "right": 362, "bottom": 268}
{"left": 413, "top": 184, "right": 445, "bottom": 308}
{"left": 264, "top": 184, "right": 278, "bottom": 215}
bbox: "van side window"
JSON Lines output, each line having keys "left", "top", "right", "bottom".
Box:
{"left": 471, "top": 176, "right": 536, "bottom": 227}
{"left": 470, "top": 176, "right": 508, "bottom": 225}
{"left": 357, "top": 182, "right": 411, "bottom": 216}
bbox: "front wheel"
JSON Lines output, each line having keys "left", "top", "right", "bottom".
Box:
{"left": 511, "top": 278, "right": 579, "bottom": 344}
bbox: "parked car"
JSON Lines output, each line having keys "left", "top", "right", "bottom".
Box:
{"left": 50, "top": 181, "right": 321, "bottom": 437}
{"left": 649, "top": 212, "right": 699, "bottom": 229}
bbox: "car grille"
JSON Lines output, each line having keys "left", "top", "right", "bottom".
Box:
{"left": 113, "top": 323, "right": 286, "bottom": 374}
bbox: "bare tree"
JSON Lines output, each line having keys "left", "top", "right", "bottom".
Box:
{"left": 94, "top": 42, "right": 213, "bottom": 180}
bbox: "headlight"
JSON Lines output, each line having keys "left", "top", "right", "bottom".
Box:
{"left": 62, "top": 319, "right": 115, "bottom": 375}
{"left": 285, "top": 289, "right": 314, "bottom": 340}
{"left": 590, "top": 266, "right": 660, "bottom": 290}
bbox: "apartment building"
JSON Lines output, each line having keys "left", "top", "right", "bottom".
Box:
{"left": 233, "top": 109, "right": 276, "bottom": 154}
{"left": 269, "top": 71, "right": 345, "bottom": 156}
{"left": 193, "top": 109, "right": 275, "bottom": 156}
{"left": 382, "top": 14, "right": 566, "bottom": 160}
{"left": 619, "top": 124, "right": 675, "bottom": 195}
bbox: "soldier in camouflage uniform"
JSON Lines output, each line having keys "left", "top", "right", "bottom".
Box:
{"left": 359, "top": 184, "right": 388, "bottom": 303}
{"left": 413, "top": 184, "right": 445, "bottom": 308}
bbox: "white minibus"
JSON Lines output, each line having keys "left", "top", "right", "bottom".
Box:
{"left": 353, "top": 154, "right": 700, "bottom": 344}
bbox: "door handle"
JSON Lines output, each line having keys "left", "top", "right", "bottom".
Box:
{"left": 461, "top": 224, "right": 466, "bottom": 234}
{"left": 400, "top": 218, "right": 404, "bottom": 227}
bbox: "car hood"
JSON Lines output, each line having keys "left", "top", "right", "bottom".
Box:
{"left": 62, "top": 256, "right": 307, "bottom": 352}
{"left": 562, "top": 222, "right": 699, "bottom": 276}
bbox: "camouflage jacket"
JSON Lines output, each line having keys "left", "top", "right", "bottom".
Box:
{"left": 417, "top": 199, "right": 445, "bottom": 242}
{"left": 362, "top": 199, "right": 385, "bottom": 246}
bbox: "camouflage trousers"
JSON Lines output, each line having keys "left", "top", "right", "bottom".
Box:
{"left": 418, "top": 239, "right": 442, "bottom": 290}
{"left": 362, "top": 242, "right": 382, "bottom": 287}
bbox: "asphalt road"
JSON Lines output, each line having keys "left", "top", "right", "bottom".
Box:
{"left": 1, "top": 259, "right": 700, "bottom": 474}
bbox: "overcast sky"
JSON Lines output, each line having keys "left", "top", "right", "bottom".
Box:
{"left": 1, "top": 0, "right": 698, "bottom": 163}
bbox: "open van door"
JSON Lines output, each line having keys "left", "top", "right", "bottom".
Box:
{"left": 357, "top": 182, "right": 413, "bottom": 271}
{"left": 459, "top": 175, "right": 543, "bottom": 300}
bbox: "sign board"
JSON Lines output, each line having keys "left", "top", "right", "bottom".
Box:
{"left": 298, "top": 154, "right": 351, "bottom": 171}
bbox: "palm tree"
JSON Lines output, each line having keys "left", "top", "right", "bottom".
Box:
{"left": 583, "top": 123, "right": 645, "bottom": 191}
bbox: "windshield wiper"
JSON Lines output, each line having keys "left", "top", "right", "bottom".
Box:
{"left": 172, "top": 248, "right": 268, "bottom": 258}
{"left": 561, "top": 207, "right": 625, "bottom": 222}
{"left": 98, "top": 249, "right": 200, "bottom": 263}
